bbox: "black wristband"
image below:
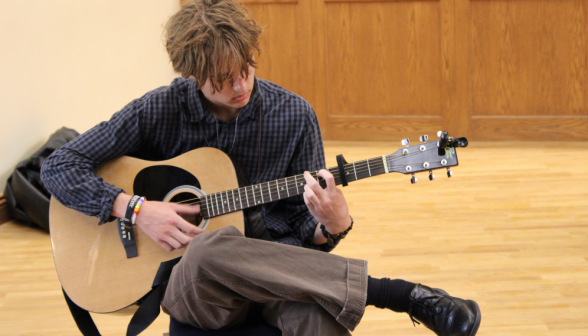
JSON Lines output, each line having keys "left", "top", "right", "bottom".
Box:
{"left": 123, "top": 195, "right": 141, "bottom": 223}
{"left": 117, "top": 195, "right": 141, "bottom": 258}
{"left": 320, "top": 216, "right": 354, "bottom": 247}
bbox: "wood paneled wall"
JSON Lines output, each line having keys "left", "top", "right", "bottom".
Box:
{"left": 181, "top": 0, "right": 588, "bottom": 141}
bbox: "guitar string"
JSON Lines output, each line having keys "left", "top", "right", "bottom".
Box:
{"left": 179, "top": 148, "right": 446, "bottom": 214}
{"left": 187, "top": 159, "right": 449, "bottom": 219}
{"left": 175, "top": 163, "right": 382, "bottom": 212}
{"left": 176, "top": 147, "right": 445, "bottom": 214}
{"left": 188, "top": 165, "right": 445, "bottom": 219}
{"left": 174, "top": 161, "right": 382, "bottom": 206}
{"left": 196, "top": 158, "right": 443, "bottom": 215}
{"left": 174, "top": 146, "right": 442, "bottom": 206}
{"left": 172, "top": 157, "right": 385, "bottom": 206}
{"left": 181, "top": 144, "right": 440, "bottom": 205}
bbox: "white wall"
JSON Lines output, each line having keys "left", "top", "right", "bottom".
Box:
{"left": 0, "top": 0, "right": 180, "bottom": 192}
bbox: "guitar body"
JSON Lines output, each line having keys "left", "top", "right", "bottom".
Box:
{"left": 50, "top": 147, "right": 244, "bottom": 313}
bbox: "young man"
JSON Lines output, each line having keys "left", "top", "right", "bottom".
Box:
{"left": 41, "top": 0, "right": 481, "bottom": 335}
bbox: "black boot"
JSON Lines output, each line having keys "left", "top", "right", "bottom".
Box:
{"left": 408, "top": 284, "right": 481, "bottom": 336}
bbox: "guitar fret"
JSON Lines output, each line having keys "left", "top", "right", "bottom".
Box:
{"left": 225, "top": 191, "right": 230, "bottom": 212}
{"left": 267, "top": 182, "right": 272, "bottom": 201}
{"left": 244, "top": 187, "right": 250, "bottom": 207}
{"left": 251, "top": 186, "right": 257, "bottom": 205}
{"left": 231, "top": 190, "right": 236, "bottom": 211}
{"left": 294, "top": 176, "right": 299, "bottom": 194}
{"left": 382, "top": 155, "right": 389, "bottom": 174}
{"left": 210, "top": 194, "right": 214, "bottom": 215}
{"left": 353, "top": 162, "right": 358, "bottom": 181}
{"left": 214, "top": 193, "right": 220, "bottom": 215}
{"left": 204, "top": 195, "right": 209, "bottom": 217}
{"left": 207, "top": 195, "right": 213, "bottom": 217}
{"left": 367, "top": 159, "right": 371, "bottom": 176}
{"left": 276, "top": 180, "right": 280, "bottom": 199}
{"left": 285, "top": 177, "right": 290, "bottom": 197}
{"left": 220, "top": 192, "right": 226, "bottom": 213}
{"left": 235, "top": 189, "right": 242, "bottom": 210}
{"left": 259, "top": 185, "right": 264, "bottom": 204}
{"left": 333, "top": 167, "right": 342, "bottom": 185}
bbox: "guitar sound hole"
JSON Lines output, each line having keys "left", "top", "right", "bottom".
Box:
{"left": 169, "top": 192, "right": 203, "bottom": 227}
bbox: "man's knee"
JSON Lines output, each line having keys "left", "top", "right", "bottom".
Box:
{"left": 181, "top": 225, "right": 243, "bottom": 269}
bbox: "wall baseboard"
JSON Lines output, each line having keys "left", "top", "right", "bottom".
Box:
{"left": 0, "top": 194, "right": 11, "bottom": 224}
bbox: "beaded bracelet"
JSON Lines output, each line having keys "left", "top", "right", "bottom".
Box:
{"left": 130, "top": 197, "right": 146, "bottom": 225}
{"left": 320, "top": 215, "right": 354, "bottom": 247}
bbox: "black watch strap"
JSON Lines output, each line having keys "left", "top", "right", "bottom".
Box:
{"left": 320, "top": 216, "right": 354, "bottom": 247}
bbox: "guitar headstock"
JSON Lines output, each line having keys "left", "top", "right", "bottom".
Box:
{"left": 385, "top": 131, "right": 468, "bottom": 183}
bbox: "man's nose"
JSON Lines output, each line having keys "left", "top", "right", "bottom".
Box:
{"left": 232, "top": 76, "right": 246, "bottom": 91}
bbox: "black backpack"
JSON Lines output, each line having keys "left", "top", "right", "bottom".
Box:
{"left": 4, "top": 127, "right": 78, "bottom": 231}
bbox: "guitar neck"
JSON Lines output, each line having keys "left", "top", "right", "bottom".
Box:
{"left": 200, "top": 156, "right": 389, "bottom": 218}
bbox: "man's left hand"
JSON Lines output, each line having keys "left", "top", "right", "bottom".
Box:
{"left": 303, "top": 170, "right": 352, "bottom": 235}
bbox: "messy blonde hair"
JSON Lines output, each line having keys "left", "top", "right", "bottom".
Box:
{"left": 165, "top": 0, "right": 262, "bottom": 92}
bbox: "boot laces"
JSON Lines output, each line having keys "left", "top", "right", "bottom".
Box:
{"left": 407, "top": 294, "right": 454, "bottom": 327}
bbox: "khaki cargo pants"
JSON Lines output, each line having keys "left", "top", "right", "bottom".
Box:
{"left": 161, "top": 226, "right": 368, "bottom": 336}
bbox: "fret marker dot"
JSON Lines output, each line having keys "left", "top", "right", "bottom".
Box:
{"left": 257, "top": 201, "right": 261, "bottom": 204}
{"left": 281, "top": 187, "right": 284, "bottom": 190}
{"left": 236, "top": 198, "right": 239, "bottom": 201}
{"left": 300, "top": 183, "right": 303, "bottom": 186}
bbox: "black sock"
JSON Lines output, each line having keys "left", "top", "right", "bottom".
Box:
{"left": 365, "top": 276, "right": 417, "bottom": 313}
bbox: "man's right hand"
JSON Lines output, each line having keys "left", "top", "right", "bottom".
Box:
{"left": 112, "top": 193, "right": 203, "bottom": 251}
{"left": 135, "top": 201, "right": 203, "bottom": 251}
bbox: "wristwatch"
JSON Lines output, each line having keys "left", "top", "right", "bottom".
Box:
{"left": 320, "top": 216, "right": 354, "bottom": 247}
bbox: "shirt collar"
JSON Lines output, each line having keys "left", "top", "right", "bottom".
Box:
{"left": 185, "top": 76, "right": 263, "bottom": 123}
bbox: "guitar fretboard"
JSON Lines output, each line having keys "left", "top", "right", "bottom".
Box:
{"left": 199, "top": 156, "right": 388, "bottom": 218}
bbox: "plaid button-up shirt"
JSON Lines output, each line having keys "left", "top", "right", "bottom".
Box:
{"left": 41, "top": 77, "right": 331, "bottom": 251}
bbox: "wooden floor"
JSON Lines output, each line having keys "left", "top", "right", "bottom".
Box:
{"left": 1, "top": 141, "right": 588, "bottom": 336}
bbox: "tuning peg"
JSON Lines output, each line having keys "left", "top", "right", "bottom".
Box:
{"left": 410, "top": 174, "right": 418, "bottom": 184}
{"left": 437, "top": 131, "right": 449, "bottom": 155}
{"left": 447, "top": 168, "right": 452, "bottom": 178}
{"left": 401, "top": 138, "right": 410, "bottom": 147}
{"left": 448, "top": 136, "right": 469, "bottom": 148}
{"left": 419, "top": 135, "right": 429, "bottom": 142}
{"left": 429, "top": 171, "right": 435, "bottom": 180}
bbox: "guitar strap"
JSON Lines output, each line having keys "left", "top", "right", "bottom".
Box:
{"left": 63, "top": 257, "right": 181, "bottom": 336}
{"left": 63, "top": 288, "right": 100, "bottom": 336}
{"left": 117, "top": 195, "right": 141, "bottom": 259}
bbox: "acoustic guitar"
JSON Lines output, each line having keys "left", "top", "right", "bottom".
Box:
{"left": 49, "top": 131, "right": 468, "bottom": 314}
